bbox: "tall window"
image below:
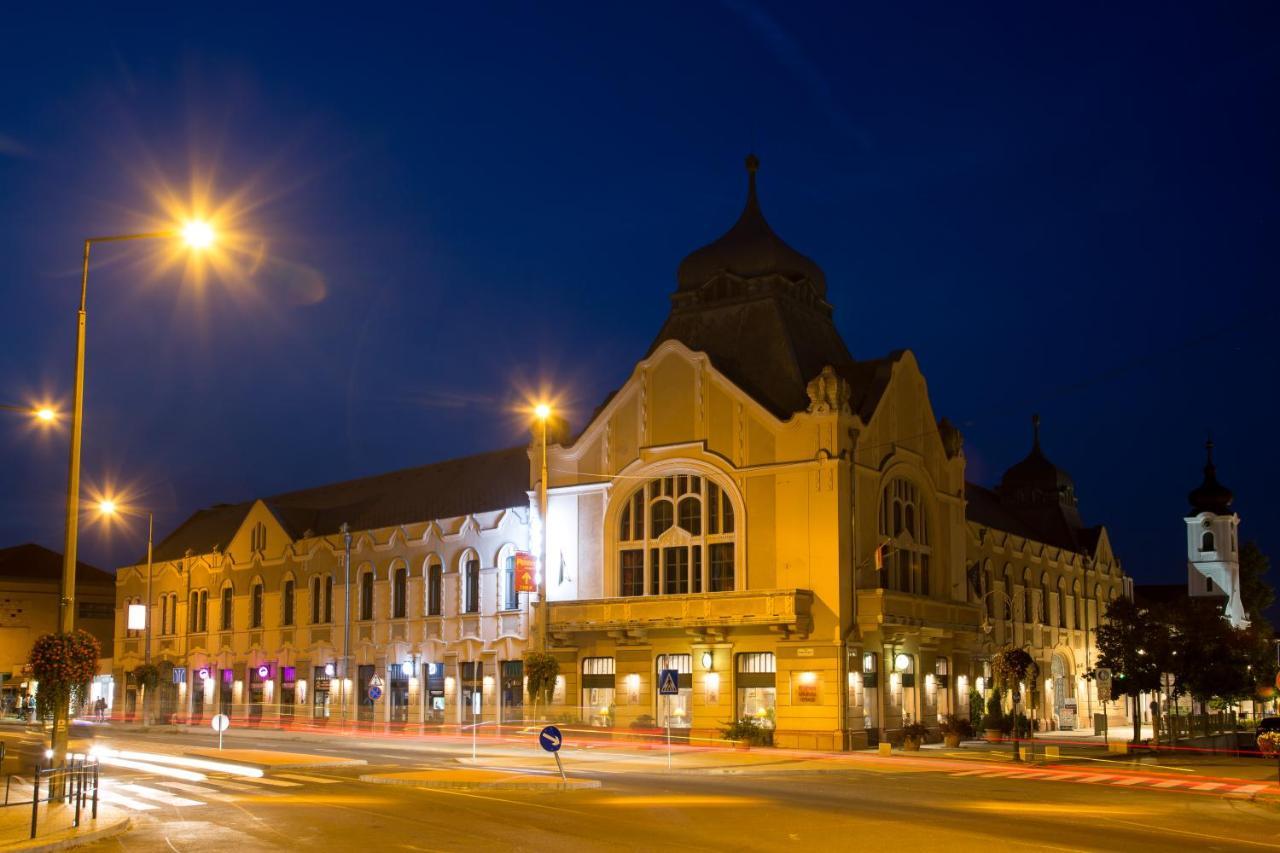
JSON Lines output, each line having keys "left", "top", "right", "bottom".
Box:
{"left": 282, "top": 579, "right": 295, "bottom": 627}
{"left": 324, "top": 575, "right": 334, "bottom": 623}
{"left": 220, "top": 585, "right": 234, "bottom": 631}
{"left": 251, "top": 521, "right": 267, "bottom": 553}
{"left": 427, "top": 559, "right": 443, "bottom": 616}
{"left": 190, "top": 591, "right": 200, "bottom": 632}
{"left": 160, "top": 595, "right": 168, "bottom": 636}
{"left": 616, "top": 474, "right": 736, "bottom": 596}
{"left": 983, "top": 565, "right": 994, "bottom": 618}
{"left": 1201, "top": 531, "right": 1215, "bottom": 552}
{"left": 464, "top": 557, "right": 480, "bottom": 614}
{"left": 1022, "top": 569, "right": 1033, "bottom": 623}
{"left": 360, "top": 570, "right": 374, "bottom": 621}
{"left": 502, "top": 552, "right": 518, "bottom": 610}
{"left": 392, "top": 566, "right": 408, "bottom": 618}
{"left": 878, "top": 478, "right": 931, "bottom": 595}
{"left": 310, "top": 577, "right": 322, "bottom": 624}
{"left": 1002, "top": 567, "right": 1014, "bottom": 620}
{"left": 251, "top": 582, "right": 264, "bottom": 628}
{"left": 1057, "top": 577, "right": 1068, "bottom": 628}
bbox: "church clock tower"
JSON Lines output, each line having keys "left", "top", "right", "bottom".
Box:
{"left": 1185, "top": 438, "right": 1247, "bottom": 628}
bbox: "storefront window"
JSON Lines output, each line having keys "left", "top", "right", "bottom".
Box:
{"left": 425, "top": 663, "right": 445, "bottom": 722}
{"left": 736, "top": 652, "right": 776, "bottom": 729}
{"left": 461, "top": 661, "right": 483, "bottom": 725}
{"left": 501, "top": 660, "right": 523, "bottom": 722}
{"left": 582, "top": 658, "right": 616, "bottom": 727}
{"left": 313, "top": 665, "right": 331, "bottom": 719}
{"left": 656, "top": 653, "right": 692, "bottom": 729}
{"left": 389, "top": 663, "right": 409, "bottom": 723}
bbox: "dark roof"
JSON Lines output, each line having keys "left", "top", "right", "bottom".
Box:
{"left": 0, "top": 543, "right": 114, "bottom": 585}
{"left": 153, "top": 446, "right": 530, "bottom": 562}
{"left": 646, "top": 156, "right": 894, "bottom": 421}
{"left": 676, "top": 155, "right": 826, "bottom": 296}
{"left": 1188, "top": 437, "right": 1233, "bottom": 515}
{"left": 966, "top": 480, "right": 1103, "bottom": 555}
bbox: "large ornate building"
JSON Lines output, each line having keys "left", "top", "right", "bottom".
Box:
{"left": 113, "top": 157, "right": 1129, "bottom": 748}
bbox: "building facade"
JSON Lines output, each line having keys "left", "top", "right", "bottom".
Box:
{"left": 114, "top": 157, "right": 1130, "bottom": 747}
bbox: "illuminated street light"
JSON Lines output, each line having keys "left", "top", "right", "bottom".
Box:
{"left": 97, "top": 499, "right": 117, "bottom": 517}
{"left": 533, "top": 402, "right": 552, "bottom": 651}
{"left": 52, "top": 222, "right": 215, "bottom": 761}
{"left": 0, "top": 403, "right": 60, "bottom": 423}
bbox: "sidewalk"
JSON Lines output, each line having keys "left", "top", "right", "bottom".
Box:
{"left": 0, "top": 802, "right": 129, "bottom": 853}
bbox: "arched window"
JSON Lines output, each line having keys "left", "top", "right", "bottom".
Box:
{"left": 1040, "top": 573, "right": 1050, "bottom": 625}
{"left": 220, "top": 584, "right": 234, "bottom": 631}
{"left": 1057, "top": 577, "right": 1068, "bottom": 628}
{"left": 1023, "top": 568, "right": 1034, "bottom": 623}
{"left": 616, "top": 474, "right": 737, "bottom": 597}
{"left": 1201, "top": 531, "right": 1215, "bottom": 552}
{"left": 324, "top": 575, "right": 334, "bottom": 623}
{"left": 463, "top": 553, "right": 480, "bottom": 614}
{"left": 1207, "top": 575, "right": 1214, "bottom": 593}
{"left": 310, "top": 576, "right": 322, "bottom": 624}
{"left": 426, "top": 558, "right": 443, "bottom": 616}
{"left": 500, "top": 548, "right": 518, "bottom": 611}
{"left": 250, "top": 581, "right": 264, "bottom": 628}
{"left": 1002, "top": 566, "right": 1014, "bottom": 620}
{"left": 360, "top": 569, "right": 375, "bottom": 621}
{"left": 1093, "top": 584, "right": 1104, "bottom": 628}
{"left": 282, "top": 579, "right": 295, "bottom": 627}
{"left": 878, "top": 478, "right": 931, "bottom": 595}
{"left": 392, "top": 565, "right": 408, "bottom": 619}
{"left": 160, "top": 595, "right": 168, "bottom": 636}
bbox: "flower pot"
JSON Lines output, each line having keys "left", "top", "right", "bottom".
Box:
{"left": 944, "top": 733, "right": 962, "bottom": 748}
{"left": 984, "top": 729, "right": 1003, "bottom": 743}
{"left": 902, "top": 737, "right": 922, "bottom": 751}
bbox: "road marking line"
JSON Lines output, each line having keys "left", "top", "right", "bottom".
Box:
{"left": 950, "top": 769, "right": 992, "bottom": 777}
{"left": 276, "top": 773, "right": 342, "bottom": 784}
{"left": 1109, "top": 777, "right": 1148, "bottom": 786}
{"left": 1191, "top": 782, "right": 1224, "bottom": 791}
{"left": 239, "top": 777, "right": 301, "bottom": 787}
{"left": 1234, "top": 784, "right": 1266, "bottom": 794}
{"left": 153, "top": 781, "right": 224, "bottom": 797}
{"left": 1152, "top": 780, "right": 1185, "bottom": 788}
{"left": 119, "top": 784, "right": 204, "bottom": 807}
{"left": 200, "top": 777, "right": 265, "bottom": 792}
{"left": 1076, "top": 775, "right": 1114, "bottom": 783}
{"left": 978, "top": 771, "right": 1024, "bottom": 778}
{"left": 1040, "top": 773, "right": 1080, "bottom": 781}
{"left": 98, "top": 789, "right": 158, "bottom": 811}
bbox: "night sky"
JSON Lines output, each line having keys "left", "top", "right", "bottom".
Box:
{"left": 1, "top": 4, "right": 1276, "bottom": 594}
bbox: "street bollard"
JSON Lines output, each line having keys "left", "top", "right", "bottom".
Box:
{"left": 92, "top": 761, "right": 99, "bottom": 820}
{"left": 30, "top": 768, "right": 39, "bottom": 839}
{"left": 878, "top": 742, "right": 892, "bottom": 757}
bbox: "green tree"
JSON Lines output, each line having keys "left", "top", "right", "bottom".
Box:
{"left": 1093, "top": 596, "right": 1169, "bottom": 742}
{"left": 1240, "top": 541, "right": 1274, "bottom": 626}
{"left": 1166, "top": 598, "right": 1251, "bottom": 706}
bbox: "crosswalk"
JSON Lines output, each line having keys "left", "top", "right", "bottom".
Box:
{"left": 947, "top": 766, "right": 1275, "bottom": 796}
{"left": 95, "top": 771, "right": 340, "bottom": 814}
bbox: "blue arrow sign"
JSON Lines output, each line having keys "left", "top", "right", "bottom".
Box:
{"left": 539, "top": 725, "right": 563, "bottom": 752}
{"left": 658, "top": 668, "right": 680, "bottom": 696}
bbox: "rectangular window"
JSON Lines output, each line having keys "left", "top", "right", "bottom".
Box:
{"left": 692, "top": 546, "right": 702, "bottom": 594}
{"left": 324, "top": 576, "right": 333, "bottom": 623}
{"left": 736, "top": 652, "right": 776, "bottom": 728}
{"left": 465, "top": 560, "right": 480, "bottom": 614}
{"left": 282, "top": 580, "right": 295, "bottom": 627}
{"left": 393, "top": 568, "right": 407, "bottom": 619}
{"left": 313, "top": 665, "right": 331, "bottom": 719}
{"left": 461, "top": 661, "right": 483, "bottom": 725}
{"left": 663, "top": 548, "right": 689, "bottom": 595}
{"left": 310, "top": 578, "right": 321, "bottom": 624}
{"left": 199, "top": 591, "right": 208, "bottom": 632}
{"left": 360, "top": 572, "right": 374, "bottom": 621}
{"left": 502, "top": 660, "right": 523, "bottom": 719}
{"left": 582, "top": 657, "right": 616, "bottom": 727}
{"left": 428, "top": 564, "right": 442, "bottom": 616}
{"left": 656, "top": 653, "right": 693, "bottom": 729}
{"left": 649, "top": 549, "right": 659, "bottom": 595}
{"left": 221, "top": 588, "right": 233, "bottom": 631}
{"left": 620, "top": 550, "right": 644, "bottom": 597}
{"left": 503, "top": 556, "right": 517, "bottom": 610}
{"left": 251, "top": 585, "right": 263, "bottom": 629}
{"left": 710, "top": 543, "right": 734, "bottom": 592}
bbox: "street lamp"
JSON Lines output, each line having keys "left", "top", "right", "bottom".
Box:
{"left": 534, "top": 403, "right": 551, "bottom": 651}
{"left": 96, "top": 501, "right": 153, "bottom": 664}
{"left": 52, "top": 222, "right": 214, "bottom": 759}
{"left": 0, "top": 403, "right": 59, "bottom": 423}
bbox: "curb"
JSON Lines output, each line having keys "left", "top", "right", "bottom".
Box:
{"left": 359, "top": 773, "right": 600, "bottom": 792}
{"left": 0, "top": 815, "right": 131, "bottom": 853}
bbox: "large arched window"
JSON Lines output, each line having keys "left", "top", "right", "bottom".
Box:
{"left": 983, "top": 563, "right": 994, "bottom": 618}
{"left": 1057, "top": 577, "right": 1068, "bottom": 628}
{"left": 878, "top": 478, "right": 931, "bottom": 595}
{"left": 498, "top": 545, "right": 518, "bottom": 611}
{"left": 616, "top": 473, "right": 736, "bottom": 597}
{"left": 310, "top": 576, "right": 322, "bottom": 624}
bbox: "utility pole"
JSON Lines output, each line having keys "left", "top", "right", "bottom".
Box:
{"left": 342, "top": 523, "right": 351, "bottom": 730}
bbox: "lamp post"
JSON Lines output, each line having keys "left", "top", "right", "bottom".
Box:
{"left": 978, "top": 588, "right": 1024, "bottom": 762}
{"left": 534, "top": 404, "right": 551, "bottom": 652}
{"left": 341, "top": 523, "right": 351, "bottom": 730}
{"left": 52, "top": 222, "right": 214, "bottom": 761}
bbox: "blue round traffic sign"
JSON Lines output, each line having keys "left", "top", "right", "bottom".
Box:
{"left": 368, "top": 685, "right": 383, "bottom": 701}
{"left": 538, "top": 725, "right": 563, "bottom": 753}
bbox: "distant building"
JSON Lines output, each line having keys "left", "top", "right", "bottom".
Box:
{"left": 1184, "top": 439, "right": 1247, "bottom": 628}
{"left": 113, "top": 157, "right": 1131, "bottom": 745}
{"left": 0, "top": 543, "right": 115, "bottom": 711}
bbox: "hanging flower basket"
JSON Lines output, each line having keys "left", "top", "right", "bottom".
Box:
{"left": 28, "top": 630, "right": 100, "bottom": 723}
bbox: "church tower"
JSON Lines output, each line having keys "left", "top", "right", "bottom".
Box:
{"left": 1185, "top": 438, "right": 1247, "bottom": 628}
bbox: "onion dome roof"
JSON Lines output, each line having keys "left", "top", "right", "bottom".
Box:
{"left": 1188, "top": 437, "right": 1233, "bottom": 515}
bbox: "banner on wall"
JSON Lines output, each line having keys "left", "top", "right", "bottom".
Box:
{"left": 515, "top": 551, "right": 536, "bottom": 593}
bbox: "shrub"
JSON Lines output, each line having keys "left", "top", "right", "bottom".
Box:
{"left": 1257, "top": 732, "right": 1280, "bottom": 755}
{"left": 901, "top": 721, "right": 930, "bottom": 742}
{"left": 629, "top": 714, "right": 657, "bottom": 730}
{"left": 524, "top": 651, "right": 560, "bottom": 707}
{"left": 968, "top": 687, "right": 985, "bottom": 732}
{"left": 984, "top": 693, "right": 1005, "bottom": 731}
{"left": 939, "top": 713, "right": 974, "bottom": 739}
{"left": 721, "top": 718, "right": 774, "bottom": 746}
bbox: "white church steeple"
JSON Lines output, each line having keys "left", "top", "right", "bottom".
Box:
{"left": 1185, "top": 437, "right": 1247, "bottom": 628}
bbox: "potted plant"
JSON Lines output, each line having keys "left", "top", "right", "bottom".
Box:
{"left": 901, "top": 721, "right": 930, "bottom": 750}
{"left": 720, "top": 717, "right": 774, "bottom": 749}
{"left": 939, "top": 713, "right": 974, "bottom": 747}
{"left": 984, "top": 693, "right": 1005, "bottom": 742}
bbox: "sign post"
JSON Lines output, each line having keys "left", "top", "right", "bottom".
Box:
{"left": 538, "top": 724, "right": 566, "bottom": 782}
{"left": 1095, "top": 668, "right": 1112, "bottom": 746}
{"left": 658, "top": 668, "right": 679, "bottom": 771}
{"left": 211, "top": 713, "right": 230, "bottom": 751}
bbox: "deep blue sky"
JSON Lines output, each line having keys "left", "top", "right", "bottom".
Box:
{"left": 1, "top": 4, "right": 1276, "bottom": 591}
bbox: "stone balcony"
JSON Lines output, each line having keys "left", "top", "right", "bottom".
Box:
{"left": 548, "top": 588, "right": 814, "bottom": 640}
{"left": 856, "top": 589, "right": 983, "bottom": 641}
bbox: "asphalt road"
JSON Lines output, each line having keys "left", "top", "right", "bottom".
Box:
{"left": 3, "top": 726, "right": 1278, "bottom": 852}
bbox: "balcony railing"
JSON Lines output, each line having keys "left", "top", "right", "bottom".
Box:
{"left": 856, "top": 589, "right": 983, "bottom": 634}
{"left": 548, "top": 589, "right": 813, "bottom": 635}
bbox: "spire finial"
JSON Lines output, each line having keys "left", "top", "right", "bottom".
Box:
{"left": 1032, "top": 413, "right": 1041, "bottom": 449}
{"left": 745, "top": 153, "right": 759, "bottom": 174}
{"left": 745, "top": 153, "right": 759, "bottom": 198}
{"left": 1205, "top": 432, "right": 1215, "bottom": 467}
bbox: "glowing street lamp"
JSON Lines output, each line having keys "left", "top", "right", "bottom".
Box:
{"left": 533, "top": 403, "right": 552, "bottom": 651}
{"left": 0, "top": 403, "right": 60, "bottom": 423}
{"left": 52, "top": 223, "right": 214, "bottom": 760}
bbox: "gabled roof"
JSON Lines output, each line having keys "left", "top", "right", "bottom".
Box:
{"left": 153, "top": 446, "right": 530, "bottom": 562}
{"left": 0, "top": 543, "right": 114, "bottom": 585}
{"left": 965, "top": 481, "right": 1103, "bottom": 556}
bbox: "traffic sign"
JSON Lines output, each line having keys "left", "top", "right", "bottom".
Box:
{"left": 1011, "top": 690, "right": 1021, "bottom": 705}
{"left": 539, "top": 725, "right": 563, "bottom": 752}
{"left": 658, "top": 669, "right": 680, "bottom": 696}
{"left": 211, "top": 713, "right": 230, "bottom": 733}
{"left": 368, "top": 685, "right": 383, "bottom": 701}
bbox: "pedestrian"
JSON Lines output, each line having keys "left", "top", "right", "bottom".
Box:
{"left": 96, "top": 697, "right": 107, "bottom": 722}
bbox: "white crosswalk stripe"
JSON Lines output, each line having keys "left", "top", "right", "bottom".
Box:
{"left": 98, "top": 789, "right": 158, "bottom": 811}
{"left": 199, "top": 777, "right": 266, "bottom": 792}
{"left": 118, "top": 783, "right": 204, "bottom": 807}
{"left": 276, "top": 773, "right": 341, "bottom": 785}
{"left": 1233, "top": 784, "right": 1266, "bottom": 794}
{"left": 153, "top": 781, "right": 225, "bottom": 797}
{"left": 1110, "top": 777, "right": 1149, "bottom": 786}
{"left": 239, "top": 776, "right": 302, "bottom": 788}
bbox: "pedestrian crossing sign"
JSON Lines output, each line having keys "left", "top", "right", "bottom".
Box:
{"left": 658, "top": 668, "right": 679, "bottom": 696}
